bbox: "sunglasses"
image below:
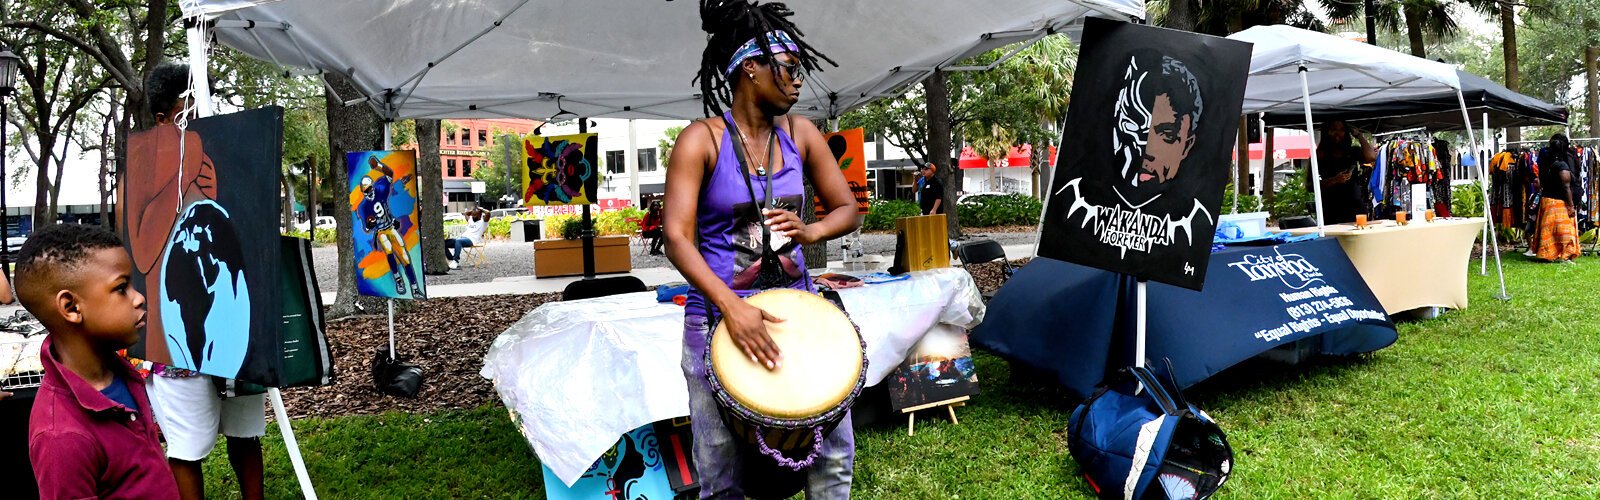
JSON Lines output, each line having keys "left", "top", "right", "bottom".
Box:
{"left": 764, "top": 56, "right": 806, "bottom": 82}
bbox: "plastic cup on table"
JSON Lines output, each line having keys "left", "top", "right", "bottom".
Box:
{"left": 1355, "top": 214, "right": 1367, "bottom": 229}
{"left": 1396, "top": 212, "right": 1408, "bottom": 225}
{"left": 1425, "top": 209, "right": 1435, "bottom": 222}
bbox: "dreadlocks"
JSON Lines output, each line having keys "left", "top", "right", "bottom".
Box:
{"left": 694, "top": 0, "right": 836, "bottom": 117}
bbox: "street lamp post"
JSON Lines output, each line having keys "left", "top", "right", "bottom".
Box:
{"left": 0, "top": 47, "right": 20, "bottom": 284}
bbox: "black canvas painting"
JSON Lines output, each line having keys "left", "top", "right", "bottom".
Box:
{"left": 122, "top": 107, "right": 309, "bottom": 385}
{"left": 1039, "top": 19, "right": 1252, "bottom": 290}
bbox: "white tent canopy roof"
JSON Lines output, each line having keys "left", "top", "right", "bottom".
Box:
{"left": 1227, "top": 25, "right": 1461, "bottom": 115}
{"left": 184, "top": 0, "right": 1142, "bottom": 121}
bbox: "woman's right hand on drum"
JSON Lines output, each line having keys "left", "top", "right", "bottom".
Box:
{"left": 725, "top": 301, "right": 785, "bottom": 370}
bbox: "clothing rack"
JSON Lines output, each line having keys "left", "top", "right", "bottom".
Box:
{"left": 1505, "top": 137, "right": 1600, "bottom": 147}
{"left": 1372, "top": 126, "right": 1431, "bottom": 138}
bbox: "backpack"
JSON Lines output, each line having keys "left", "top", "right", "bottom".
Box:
{"left": 1068, "top": 362, "right": 1233, "bottom": 500}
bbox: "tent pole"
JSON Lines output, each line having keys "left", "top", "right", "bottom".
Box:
{"left": 1480, "top": 113, "right": 1489, "bottom": 275}
{"left": 1135, "top": 279, "right": 1147, "bottom": 374}
{"left": 1257, "top": 113, "right": 1267, "bottom": 197}
{"left": 1297, "top": 66, "right": 1326, "bottom": 236}
{"left": 383, "top": 120, "right": 399, "bottom": 358}
{"left": 580, "top": 118, "right": 595, "bottom": 279}
{"left": 1457, "top": 91, "right": 1508, "bottom": 300}
{"left": 191, "top": 16, "right": 318, "bottom": 499}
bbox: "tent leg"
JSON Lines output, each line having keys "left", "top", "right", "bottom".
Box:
{"left": 1456, "top": 92, "right": 1509, "bottom": 301}
{"left": 1134, "top": 279, "right": 1148, "bottom": 394}
{"left": 1297, "top": 66, "right": 1326, "bottom": 236}
{"left": 387, "top": 298, "right": 396, "bottom": 360}
{"left": 1480, "top": 113, "right": 1490, "bottom": 276}
{"left": 269, "top": 388, "right": 319, "bottom": 500}
{"left": 1480, "top": 223, "right": 1490, "bottom": 275}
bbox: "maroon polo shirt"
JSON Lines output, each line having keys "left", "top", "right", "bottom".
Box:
{"left": 29, "top": 335, "right": 179, "bottom": 499}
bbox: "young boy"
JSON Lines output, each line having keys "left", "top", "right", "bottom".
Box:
{"left": 21, "top": 223, "right": 179, "bottom": 498}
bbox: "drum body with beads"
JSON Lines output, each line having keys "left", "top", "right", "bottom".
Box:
{"left": 706, "top": 288, "right": 866, "bottom": 470}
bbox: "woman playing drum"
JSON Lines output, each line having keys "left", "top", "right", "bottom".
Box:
{"left": 663, "top": 1, "right": 859, "bottom": 496}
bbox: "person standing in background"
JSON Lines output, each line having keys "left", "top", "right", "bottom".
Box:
{"left": 919, "top": 163, "right": 945, "bottom": 215}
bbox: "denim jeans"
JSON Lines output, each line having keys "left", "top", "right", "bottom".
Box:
{"left": 681, "top": 314, "right": 854, "bottom": 499}
{"left": 446, "top": 237, "right": 474, "bottom": 261}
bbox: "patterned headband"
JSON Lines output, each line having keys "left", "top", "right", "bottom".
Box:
{"left": 725, "top": 30, "right": 801, "bottom": 76}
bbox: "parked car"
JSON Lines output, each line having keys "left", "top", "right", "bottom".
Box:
{"left": 293, "top": 216, "right": 336, "bottom": 232}
{"left": 443, "top": 212, "right": 466, "bottom": 223}
{"left": 490, "top": 208, "right": 528, "bottom": 219}
{"left": 5, "top": 235, "right": 24, "bottom": 256}
{"left": 957, "top": 191, "right": 1010, "bottom": 206}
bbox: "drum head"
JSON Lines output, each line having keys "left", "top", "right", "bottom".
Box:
{"left": 711, "top": 289, "right": 864, "bottom": 420}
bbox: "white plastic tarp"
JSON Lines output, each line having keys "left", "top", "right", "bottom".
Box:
{"left": 1228, "top": 25, "right": 1461, "bottom": 115}
{"left": 181, "top": 0, "right": 1142, "bottom": 120}
{"left": 480, "top": 268, "right": 984, "bottom": 486}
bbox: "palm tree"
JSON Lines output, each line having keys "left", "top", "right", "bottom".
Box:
{"left": 1154, "top": 0, "right": 1324, "bottom": 35}
{"left": 1463, "top": 0, "right": 1534, "bottom": 144}
{"left": 1322, "top": 0, "right": 1468, "bottom": 58}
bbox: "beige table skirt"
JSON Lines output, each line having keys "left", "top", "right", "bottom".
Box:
{"left": 1285, "top": 217, "right": 1484, "bottom": 314}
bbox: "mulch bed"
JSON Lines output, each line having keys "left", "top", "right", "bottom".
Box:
{"left": 279, "top": 293, "right": 561, "bottom": 419}
{"left": 964, "top": 258, "right": 1032, "bottom": 295}
{"left": 283, "top": 262, "right": 1033, "bottom": 420}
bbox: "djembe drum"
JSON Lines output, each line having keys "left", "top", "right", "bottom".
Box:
{"left": 707, "top": 288, "right": 867, "bottom": 472}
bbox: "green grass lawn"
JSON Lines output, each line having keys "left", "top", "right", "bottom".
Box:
{"left": 206, "top": 255, "right": 1600, "bottom": 498}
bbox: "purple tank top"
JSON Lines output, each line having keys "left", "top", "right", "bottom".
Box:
{"left": 684, "top": 113, "right": 815, "bottom": 320}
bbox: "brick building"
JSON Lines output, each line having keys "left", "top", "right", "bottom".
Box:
{"left": 407, "top": 118, "right": 541, "bottom": 213}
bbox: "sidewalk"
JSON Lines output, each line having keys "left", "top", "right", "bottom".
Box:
{"left": 318, "top": 243, "right": 1035, "bottom": 302}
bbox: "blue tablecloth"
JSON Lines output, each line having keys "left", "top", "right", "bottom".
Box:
{"left": 974, "top": 238, "right": 1397, "bottom": 400}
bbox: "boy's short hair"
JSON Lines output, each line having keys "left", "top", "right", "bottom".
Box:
{"left": 15, "top": 223, "right": 126, "bottom": 315}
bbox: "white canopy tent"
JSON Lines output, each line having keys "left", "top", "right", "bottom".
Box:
{"left": 178, "top": 0, "right": 1144, "bottom": 491}
{"left": 181, "top": 0, "right": 1143, "bottom": 121}
{"left": 1228, "top": 25, "right": 1506, "bottom": 299}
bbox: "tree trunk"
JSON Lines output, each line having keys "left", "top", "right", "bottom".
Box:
{"left": 1263, "top": 129, "right": 1276, "bottom": 216}
{"left": 800, "top": 118, "right": 828, "bottom": 270}
{"left": 1586, "top": 38, "right": 1599, "bottom": 137}
{"left": 1237, "top": 117, "right": 1249, "bottom": 208}
{"left": 1162, "top": 0, "right": 1197, "bottom": 31}
{"left": 281, "top": 175, "right": 293, "bottom": 232}
{"left": 1404, "top": 6, "right": 1427, "bottom": 58}
{"left": 100, "top": 92, "right": 114, "bottom": 230}
{"left": 114, "top": 92, "right": 130, "bottom": 232}
{"left": 925, "top": 70, "right": 960, "bottom": 238}
{"left": 1501, "top": 4, "right": 1521, "bottom": 144}
{"left": 416, "top": 119, "right": 449, "bottom": 275}
{"left": 308, "top": 157, "right": 319, "bottom": 232}
{"left": 32, "top": 136, "right": 54, "bottom": 229}
{"left": 325, "top": 73, "right": 387, "bottom": 318}
{"left": 46, "top": 114, "right": 78, "bottom": 223}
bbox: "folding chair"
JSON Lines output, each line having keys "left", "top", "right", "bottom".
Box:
{"left": 955, "top": 238, "right": 1014, "bottom": 302}
{"left": 461, "top": 244, "right": 488, "bottom": 268}
{"left": 562, "top": 276, "right": 648, "bottom": 301}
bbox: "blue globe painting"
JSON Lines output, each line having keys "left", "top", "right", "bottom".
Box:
{"left": 160, "top": 200, "right": 253, "bottom": 376}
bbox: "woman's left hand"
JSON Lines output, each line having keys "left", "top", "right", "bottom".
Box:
{"left": 763, "top": 208, "right": 820, "bottom": 244}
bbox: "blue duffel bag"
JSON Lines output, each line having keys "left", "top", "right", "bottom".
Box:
{"left": 1067, "top": 362, "right": 1233, "bottom": 499}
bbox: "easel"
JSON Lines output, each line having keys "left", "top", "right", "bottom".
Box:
{"left": 187, "top": 19, "right": 320, "bottom": 500}
{"left": 904, "top": 397, "right": 967, "bottom": 436}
